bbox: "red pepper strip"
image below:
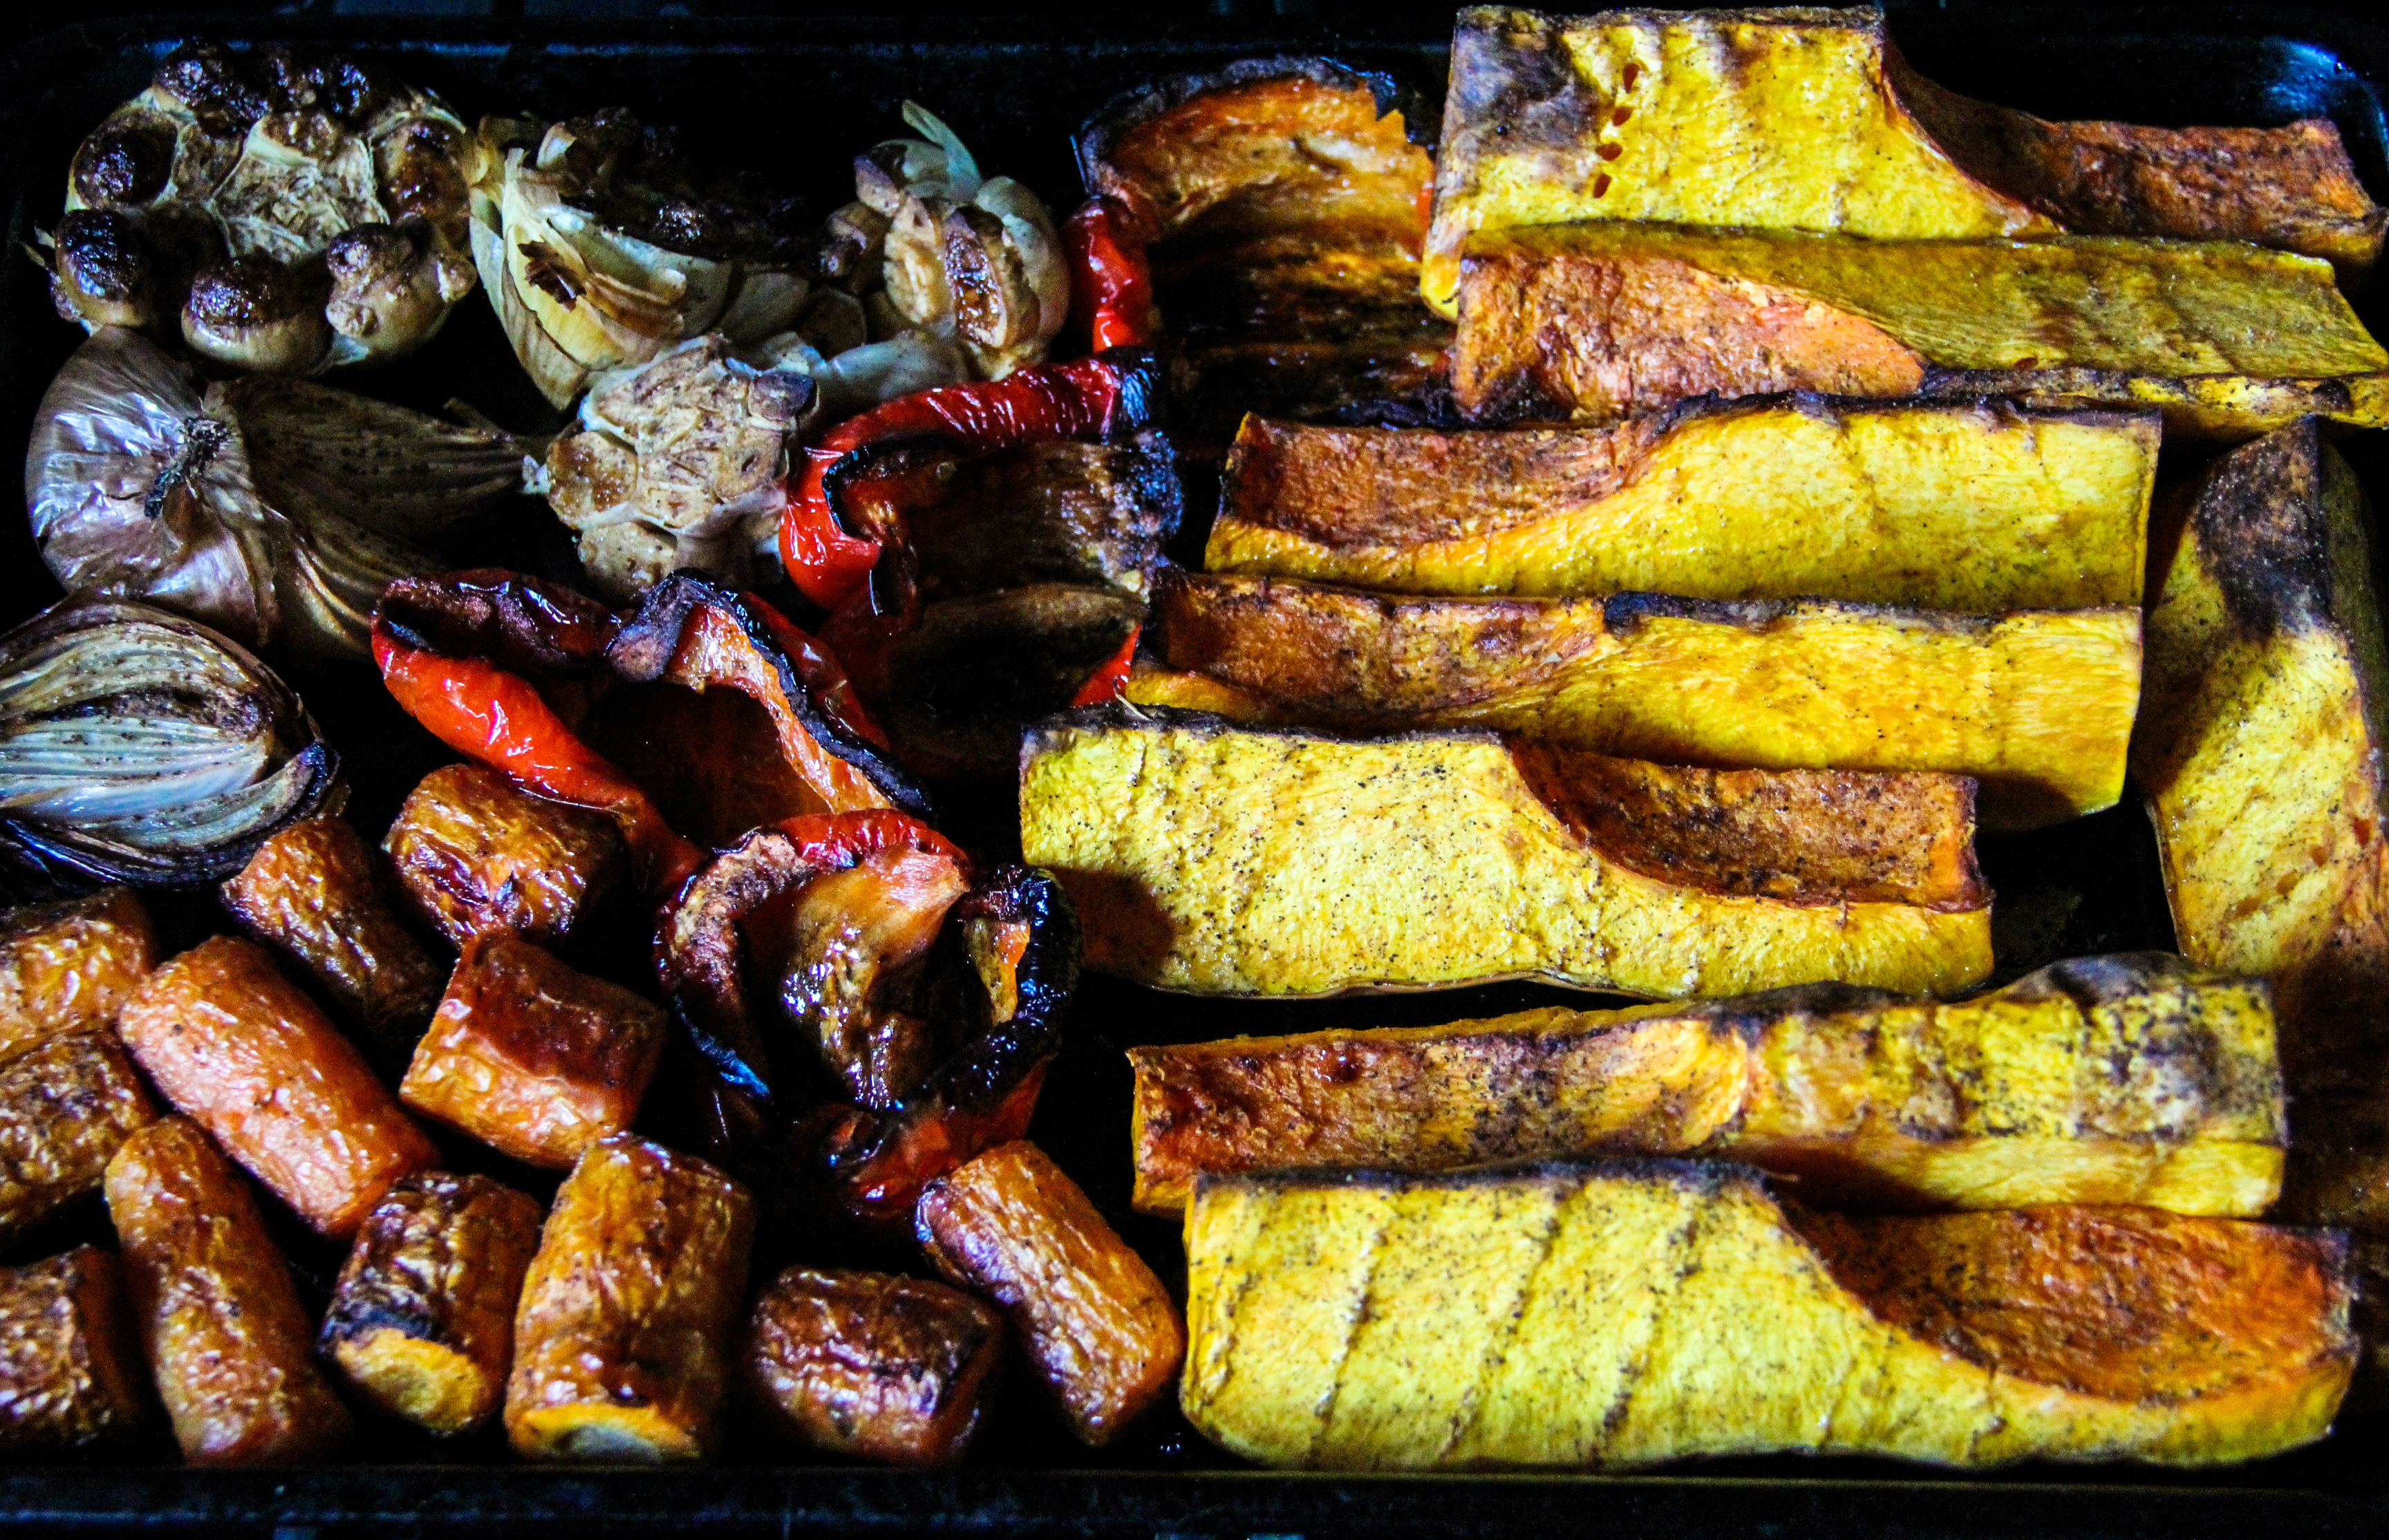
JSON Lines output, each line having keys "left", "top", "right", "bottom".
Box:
{"left": 1064, "top": 196, "right": 1154, "bottom": 353}
{"left": 744, "top": 590, "right": 893, "bottom": 752}
{"left": 1069, "top": 625, "right": 1140, "bottom": 708}
{"left": 780, "top": 353, "right": 1149, "bottom": 610}
{"left": 373, "top": 627, "right": 705, "bottom": 899}
{"left": 760, "top": 807, "right": 965, "bottom": 876}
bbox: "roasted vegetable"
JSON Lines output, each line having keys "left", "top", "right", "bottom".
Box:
{"left": 105, "top": 1116, "right": 353, "bottom": 1466}
{"left": 117, "top": 935, "right": 435, "bottom": 1237}
{"left": 1450, "top": 223, "right": 2389, "bottom": 441}
{"left": 0, "top": 599, "right": 341, "bottom": 890}
{"left": 0, "top": 887, "right": 155, "bottom": 1060}
{"left": 505, "top": 1134, "right": 755, "bottom": 1463}
{"left": 1183, "top": 1160, "right": 2356, "bottom": 1469}
{"left": 0, "top": 1032, "right": 156, "bottom": 1241}
{"left": 383, "top": 764, "right": 626, "bottom": 949}
{"left": 740, "top": 1266, "right": 1002, "bottom": 1466}
{"left": 1423, "top": 6, "right": 2386, "bottom": 314}
{"left": 1020, "top": 706, "right": 1990, "bottom": 999}
{"left": 1131, "top": 955, "right": 2283, "bottom": 1219}
{"left": 1210, "top": 399, "right": 2156, "bottom": 609}
{"left": 467, "top": 108, "right": 818, "bottom": 408}
{"left": 0, "top": 1247, "right": 149, "bottom": 1453}
{"left": 222, "top": 816, "right": 444, "bottom": 1051}
{"left": 50, "top": 41, "right": 477, "bottom": 369}
{"left": 1150, "top": 570, "right": 2140, "bottom": 829}
{"left": 1076, "top": 57, "right": 1449, "bottom": 450}
{"left": 917, "top": 1140, "right": 1181, "bottom": 1446}
{"left": 659, "top": 812, "right": 1080, "bottom": 1223}
{"left": 401, "top": 933, "right": 667, "bottom": 1169}
{"left": 27, "top": 327, "right": 532, "bottom": 662}
{"left": 374, "top": 570, "right": 922, "bottom": 896}
{"left": 319, "top": 1171, "right": 545, "bottom": 1436}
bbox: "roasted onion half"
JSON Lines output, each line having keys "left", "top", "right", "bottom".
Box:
{"left": 0, "top": 599, "right": 340, "bottom": 892}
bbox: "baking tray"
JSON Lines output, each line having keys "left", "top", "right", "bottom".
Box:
{"left": 2, "top": 5, "right": 2388, "bottom": 1533}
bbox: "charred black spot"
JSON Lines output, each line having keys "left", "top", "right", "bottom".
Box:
{"left": 2191, "top": 420, "right": 2338, "bottom": 639}
{"left": 186, "top": 255, "right": 321, "bottom": 327}
{"left": 72, "top": 115, "right": 176, "bottom": 210}
{"left": 51, "top": 209, "right": 151, "bottom": 305}
{"left": 152, "top": 42, "right": 267, "bottom": 136}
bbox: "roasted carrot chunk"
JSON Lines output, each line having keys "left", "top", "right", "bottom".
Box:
{"left": 0, "top": 888, "right": 155, "bottom": 1060}
{"left": 222, "top": 816, "right": 445, "bottom": 1051}
{"left": 0, "top": 1031, "right": 155, "bottom": 1241}
{"left": 506, "top": 1134, "right": 755, "bottom": 1462}
{"left": 104, "top": 1118, "right": 353, "bottom": 1466}
{"left": 117, "top": 936, "right": 437, "bottom": 1237}
{"left": 400, "top": 933, "right": 667, "bottom": 1170}
{"left": 385, "top": 763, "right": 627, "bottom": 948}
{"left": 0, "top": 1246, "right": 151, "bottom": 1452}
{"left": 321, "top": 1171, "right": 545, "bottom": 1436}
{"left": 741, "top": 1267, "right": 1003, "bottom": 1466}
{"left": 917, "top": 1139, "right": 1183, "bottom": 1445}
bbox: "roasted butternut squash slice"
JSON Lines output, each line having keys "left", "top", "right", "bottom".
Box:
{"left": 1182, "top": 1160, "right": 2356, "bottom": 1469}
{"left": 1450, "top": 223, "right": 2389, "bottom": 440}
{"left": 1019, "top": 706, "right": 1991, "bottom": 999}
{"left": 1210, "top": 400, "right": 2157, "bottom": 608}
{"left": 1148, "top": 570, "right": 2139, "bottom": 829}
{"left": 1131, "top": 954, "right": 2282, "bottom": 1219}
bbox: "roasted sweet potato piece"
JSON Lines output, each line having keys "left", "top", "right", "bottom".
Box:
{"left": 1182, "top": 1161, "right": 2355, "bottom": 1469}
{"left": 117, "top": 936, "right": 436, "bottom": 1237}
{"left": 0, "top": 1246, "right": 150, "bottom": 1452}
{"left": 105, "top": 1117, "right": 353, "bottom": 1466}
{"left": 1450, "top": 223, "right": 2389, "bottom": 440}
{"left": 0, "top": 887, "right": 155, "bottom": 1060}
{"left": 1210, "top": 401, "right": 2157, "bottom": 610}
{"left": 505, "top": 1134, "right": 755, "bottom": 1463}
{"left": 917, "top": 1140, "right": 1182, "bottom": 1445}
{"left": 1151, "top": 570, "right": 2140, "bottom": 829}
{"left": 400, "top": 932, "right": 666, "bottom": 1170}
{"left": 384, "top": 762, "right": 627, "bottom": 949}
{"left": 1022, "top": 706, "right": 1992, "bottom": 999}
{"left": 320, "top": 1171, "right": 545, "bottom": 1435}
{"left": 0, "top": 1031, "right": 155, "bottom": 1241}
{"left": 222, "top": 816, "right": 444, "bottom": 1049}
{"left": 741, "top": 1266, "right": 1003, "bottom": 1466}
{"left": 1131, "top": 955, "right": 2284, "bottom": 1218}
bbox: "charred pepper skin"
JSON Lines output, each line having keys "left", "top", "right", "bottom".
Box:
{"left": 1064, "top": 198, "right": 1156, "bottom": 353}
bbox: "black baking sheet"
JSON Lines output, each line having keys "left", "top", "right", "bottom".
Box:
{"left": 1, "top": 6, "right": 2386, "bottom": 1532}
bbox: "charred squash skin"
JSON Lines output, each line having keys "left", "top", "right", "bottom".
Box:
{"left": 1130, "top": 955, "right": 2284, "bottom": 1218}
{"left": 384, "top": 765, "right": 627, "bottom": 950}
{"left": 320, "top": 1171, "right": 545, "bottom": 1436}
{"left": 1181, "top": 1160, "right": 2356, "bottom": 1470}
{"left": 105, "top": 1118, "right": 354, "bottom": 1467}
{"left": 0, "top": 888, "right": 155, "bottom": 1061}
{"left": 505, "top": 1134, "right": 756, "bottom": 1463}
{"left": 1150, "top": 570, "right": 2139, "bottom": 829}
{"left": 0, "top": 1031, "right": 156, "bottom": 1241}
{"left": 0, "top": 1246, "right": 150, "bottom": 1452}
{"left": 223, "top": 816, "right": 445, "bottom": 1050}
{"left": 116, "top": 936, "right": 437, "bottom": 1238}
{"left": 740, "top": 1266, "right": 1004, "bottom": 1466}
{"left": 400, "top": 933, "right": 666, "bottom": 1170}
{"left": 917, "top": 1140, "right": 1183, "bottom": 1446}
{"left": 1021, "top": 705, "right": 1991, "bottom": 999}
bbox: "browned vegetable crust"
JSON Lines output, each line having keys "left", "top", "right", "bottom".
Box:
{"left": 0, "top": 1031, "right": 156, "bottom": 1241}
{"left": 320, "top": 1170, "right": 545, "bottom": 1435}
{"left": 116, "top": 936, "right": 437, "bottom": 1237}
{"left": 384, "top": 762, "right": 626, "bottom": 948}
{"left": 400, "top": 933, "right": 666, "bottom": 1170}
{"left": 222, "top": 816, "right": 444, "bottom": 1049}
{"left": 0, "top": 887, "right": 156, "bottom": 1061}
{"left": 0, "top": 1246, "right": 151, "bottom": 1451}
{"left": 505, "top": 1134, "right": 756, "bottom": 1462}
{"left": 917, "top": 1140, "right": 1182, "bottom": 1445}
{"left": 104, "top": 1117, "right": 353, "bottom": 1465}
{"left": 741, "top": 1266, "right": 1003, "bottom": 1466}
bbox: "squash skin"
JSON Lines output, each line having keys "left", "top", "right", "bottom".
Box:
{"left": 384, "top": 762, "right": 628, "bottom": 949}
{"left": 1130, "top": 954, "right": 2283, "bottom": 1218}
{"left": 1150, "top": 570, "right": 2139, "bottom": 829}
{"left": 0, "top": 887, "right": 155, "bottom": 1062}
{"left": 0, "top": 1031, "right": 155, "bottom": 1241}
{"left": 1019, "top": 706, "right": 1991, "bottom": 999}
{"left": 104, "top": 1117, "right": 353, "bottom": 1466}
{"left": 1181, "top": 1159, "right": 2356, "bottom": 1470}
{"left": 1209, "top": 400, "right": 2156, "bottom": 610}
{"left": 1449, "top": 223, "right": 2389, "bottom": 440}
{"left": 223, "top": 816, "right": 444, "bottom": 1051}
{"left": 0, "top": 1246, "right": 150, "bottom": 1452}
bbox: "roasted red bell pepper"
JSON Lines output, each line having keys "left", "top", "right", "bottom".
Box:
{"left": 1064, "top": 196, "right": 1154, "bottom": 353}
{"left": 1068, "top": 626, "right": 1140, "bottom": 708}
